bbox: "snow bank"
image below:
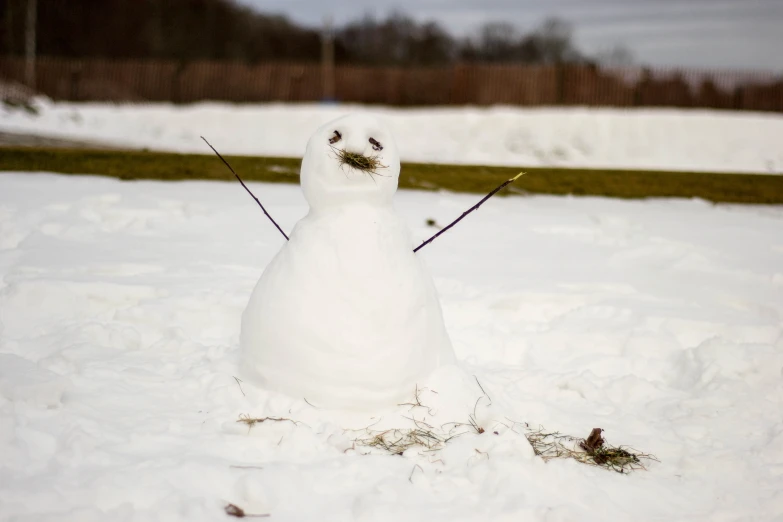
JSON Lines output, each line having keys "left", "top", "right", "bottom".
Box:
{"left": 2, "top": 100, "right": 782, "bottom": 173}
{"left": 1, "top": 172, "right": 781, "bottom": 520}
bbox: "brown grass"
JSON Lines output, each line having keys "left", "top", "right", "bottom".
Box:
{"left": 2, "top": 146, "right": 783, "bottom": 204}
{"left": 524, "top": 425, "right": 658, "bottom": 474}
{"left": 331, "top": 146, "right": 387, "bottom": 176}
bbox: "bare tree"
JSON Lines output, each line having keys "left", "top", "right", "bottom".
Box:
{"left": 3, "top": 2, "right": 614, "bottom": 68}
{"left": 531, "top": 17, "right": 581, "bottom": 63}
{"left": 460, "top": 17, "right": 583, "bottom": 64}
{"left": 336, "top": 12, "right": 454, "bottom": 66}
{"left": 596, "top": 45, "right": 634, "bottom": 67}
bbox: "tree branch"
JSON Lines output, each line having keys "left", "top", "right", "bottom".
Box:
{"left": 203, "top": 136, "right": 523, "bottom": 254}
{"left": 413, "top": 172, "right": 525, "bottom": 253}
{"left": 201, "top": 136, "right": 289, "bottom": 241}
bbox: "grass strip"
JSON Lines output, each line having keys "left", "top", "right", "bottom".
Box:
{"left": 1, "top": 146, "right": 782, "bottom": 204}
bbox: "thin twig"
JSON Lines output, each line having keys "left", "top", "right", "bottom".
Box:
{"left": 409, "top": 464, "right": 423, "bottom": 483}
{"left": 206, "top": 135, "right": 523, "bottom": 254}
{"left": 397, "top": 384, "right": 436, "bottom": 416}
{"left": 207, "top": 136, "right": 525, "bottom": 254}
{"left": 233, "top": 376, "right": 245, "bottom": 397}
{"left": 474, "top": 448, "right": 489, "bottom": 459}
{"left": 201, "top": 136, "right": 289, "bottom": 241}
{"left": 236, "top": 414, "right": 300, "bottom": 428}
{"left": 473, "top": 375, "right": 491, "bottom": 404}
{"left": 413, "top": 172, "right": 525, "bottom": 253}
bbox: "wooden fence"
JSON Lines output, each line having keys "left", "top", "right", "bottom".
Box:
{"left": 1, "top": 57, "right": 781, "bottom": 112}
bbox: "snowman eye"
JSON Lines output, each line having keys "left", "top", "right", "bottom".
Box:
{"left": 329, "top": 130, "right": 342, "bottom": 144}
{"left": 369, "top": 137, "right": 383, "bottom": 151}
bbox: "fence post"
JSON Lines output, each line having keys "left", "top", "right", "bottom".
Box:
{"left": 4, "top": 0, "right": 14, "bottom": 54}
{"left": 732, "top": 86, "right": 743, "bottom": 110}
{"left": 24, "top": 0, "right": 36, "bottom": 89}
{"left": 69, "top": 62, "right": 82, "bottom": 101}
{"left": 321, "top": 16, "right": 335, "bottom": 101}
{"left": 171, "top": 61, "right": 187, "bottom": 104}
{"left": 555, "top": 62, "right": 564, "bottom": 105}
{"left": 779, "top": 74, "right": 783, "bottom": 113}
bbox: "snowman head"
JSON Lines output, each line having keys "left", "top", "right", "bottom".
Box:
{"left": 300, "top": 113, "right": 400, "bottom": 210}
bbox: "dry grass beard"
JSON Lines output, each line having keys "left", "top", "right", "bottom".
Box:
{"left": 330, "top": 146, "right": 388, "bottom": 180}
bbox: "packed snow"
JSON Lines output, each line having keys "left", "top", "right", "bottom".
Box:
{"left": 1, "top": 171, "right": 782, "bottom": 520}
{"left": 241, "top": 114, "right": 454, "bottom": 409}
{"left": 2, "top": 100, "right": 783, "bottom": 174}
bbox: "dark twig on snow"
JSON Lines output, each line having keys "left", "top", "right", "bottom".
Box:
{"left": 233, "top": 376, "right": 245, "bottom": 396}
{"left": 204, "top": 135, "right": 523, "bottom": 253}
{"left": 236, "top": 414, "right": 300, "bottom": 431}
{"left": 224, "top": 502, "right": 270, "bottom": 518}
{"left": 473, "top": 375, "right": 491, "bottom": 405}
{"left": 468, "top": 396, "right": 486, "bottom": 434}
{"left": 397, "top": 384, "right": 436, "bottom": 416}
{"left": 201, "top": 136, "right": 289, "bottom": 241}
{"left": 413, "top": 172, "right": 525, "bottom": 253}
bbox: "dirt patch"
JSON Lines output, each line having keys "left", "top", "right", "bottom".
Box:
{"left": 0, "top": 132, "right": 122, "bottom": 150}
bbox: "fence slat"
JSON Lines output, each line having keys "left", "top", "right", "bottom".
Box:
{"left": 1, "top": 57, "right": 781, "bottom": 112}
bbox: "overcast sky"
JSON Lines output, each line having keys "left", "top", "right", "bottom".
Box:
{"left": 237, "top": 0, "right": 783, "bottom": 70}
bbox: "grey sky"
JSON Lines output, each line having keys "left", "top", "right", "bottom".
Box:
{"left": 237, "top": 0, "right": 783, "bottom": 70}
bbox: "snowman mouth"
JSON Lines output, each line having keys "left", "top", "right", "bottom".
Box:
{"left": 330, "top": 146, "right": 388, "bottom": 178}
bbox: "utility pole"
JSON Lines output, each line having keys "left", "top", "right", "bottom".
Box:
{"left": 25, "top": 0, "right": 37, "bottom": 89}
{"left": 321, "top": 15, "right": 335, "bottom": 102}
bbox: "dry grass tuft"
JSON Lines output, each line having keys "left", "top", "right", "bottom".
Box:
{"left": 397, "top": 383, "right": 436, "bottom": 416}
{"left": 523, "top": 425, "right": 658, "bottom": 474}
{"left": 330, "top": 146, "right": 387, "bottom": 177}
{"left": 236, "top": 414, "right": 300, "bottom": 430}
{"left": 354, "top": 427, "right": 447, "bottom": 456}
{"left": 350, "top": 385, "right": 481, "bottom": 456}
{"left": 234, "top": 389, "right": 657, "bottom": 475}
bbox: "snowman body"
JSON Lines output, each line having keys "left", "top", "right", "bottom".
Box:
{"left": 240, "top": 114, "right": 454, "bottom": 409}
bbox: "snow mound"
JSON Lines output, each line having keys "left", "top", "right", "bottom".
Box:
{"left": 0, "top": 354, "right": 70, "bottom": 408}
{"left": 2, "top": 101, "right": 782, "bottom": 173}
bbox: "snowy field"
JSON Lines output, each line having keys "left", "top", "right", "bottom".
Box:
{"left": 2, "top": 100, "right": 783, "bottom": 174}
{"left": 1, "top": 172, "right": 782, "bottom": 521}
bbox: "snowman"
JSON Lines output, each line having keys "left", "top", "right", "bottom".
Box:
{"left": 240, "top": 113, "right": 455, "bottom": 410}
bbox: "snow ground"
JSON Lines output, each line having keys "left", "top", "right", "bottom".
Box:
{"left": 0, "top": 172, "right": 782, "bottom": 521}
{"left": 2, "top": 101, "right": 783, "bottom": 174}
